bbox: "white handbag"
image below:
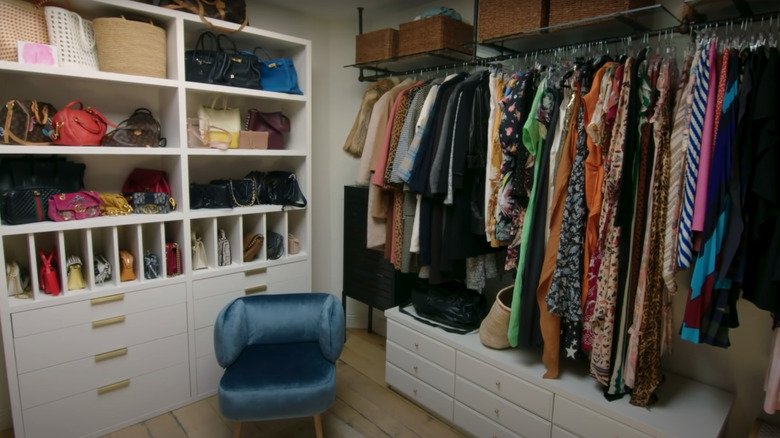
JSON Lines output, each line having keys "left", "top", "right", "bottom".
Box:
{"left": 44, "top": 6, "right": 99, "bottom": 71}
{"left": 198, "top": 95, "right": 241, "bottom": 149}
{"left": 192, "top": 232, "right": 208, "bottom": 270}
{"left": 6, "top": 261, "right": 30, "bottom": 298}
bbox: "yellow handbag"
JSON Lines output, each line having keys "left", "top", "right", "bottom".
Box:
{"left": 66, "top": 255, "right": 85, "bottom": 291}
{"left": 119, "top": 250, "right": 135, "bottom": 282}
{"left": 100, "top": 193, "right": 133, "bottom": 216}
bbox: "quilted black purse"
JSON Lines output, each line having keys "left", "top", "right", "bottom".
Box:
{"left": 1, "top": 187, "right": 62, "bottom": 224}
{"left": 211, "top": 178, "right": 256, "bottom": 207}
{"left": 102, "top": 108, "right": 166, "bottom": 147}
{"left": 254, "top": 171, "right": 307, "bottom": 207}
{"left": 189, "top": 182, "right": 231, "bottom": 209}
{"left": 266, "top": 231, "right": 284, "bottom": 260}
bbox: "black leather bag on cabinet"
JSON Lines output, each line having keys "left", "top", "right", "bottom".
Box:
{"left": 189, "top": 182, "right": 231, "bottom": 209}
{"left": 402, "top": 278, "right": 487, "bottom": 334}
{"left": 185, "top": 31, "right": 229, "bottom": 84}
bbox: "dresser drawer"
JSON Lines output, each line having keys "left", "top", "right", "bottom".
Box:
{"left": 387, "top": 319, "right": 455, "bottom": 371}
{"left": 196, "top": 353, "right": 222, "bottom": 396}
{"left": 454, "top": 401, "right": 523, "bottom": 438}
{"left": 193, "top": 290, "right": 243, "bottom": 329}
{"left": 386, "top": 362, "right": 453, "bottom": 422}
{"left": 552, "top": 426, "right": 580, "bottom": 438}
{"left": 11, "top": 283, "right": 186, "bottom": 338}
{"left": 387, "top": 340, "right": 454, "bottom": 396}
{"left": 192, "top": 272, "right": 247, "bottom": 300}
{"left": 18, "top": 333, "right": 187, "bottom": 410}
{"left": 22, "top": 362, "right": 190, "bottom": 438}
{"left": 553, "top": 397, "right": 652, "bottom": 438}
{"left": 14, "top": 302, "right": 187, "bottom": 373}
{"left": 457, "top": 352, "right": 553, "bottom": 420}
{"left": 456, "top": 377, "right": 551, "bottom": 438}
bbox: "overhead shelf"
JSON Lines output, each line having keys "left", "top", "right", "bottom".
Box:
{"left": 345, "top": 48, "right": 476, "bottom": 78}
{"left": 684, "top": 0, "right": 779, "bottom": 21}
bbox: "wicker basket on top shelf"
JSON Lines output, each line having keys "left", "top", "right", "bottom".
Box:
{"left": 549, "top": 0, "right": 655, "bottom": 26}
{"left": 398, "top": 15, "right": 473, "bottom": 57}
{"left": 355, "top": 27, "right": 398, "bottom": 64}
{"left": 478, "top": 0, "right": 550, "bottom": 41}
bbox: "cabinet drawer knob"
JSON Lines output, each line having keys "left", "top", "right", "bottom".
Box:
{"left": 413, "top": 389, "right": 417, "bottom": 396}
{"left": 495, "top": 381, "right": 501, "bottom": 390}
{"left": 414, "top": 342, "right": 419, "bottom": 350}
{"left": 95, "top": 347, "right": 128, "bottom": 362}
{"left": 413, "top": 365, "right": 418, "bottom": 374}
{"left": 494, "top": 409, "right": 500, "bottom": 418}
{"left": 92, "top": 315, "right": 126, "bottom": 328}
{"left": 91, "top": 293, "right": 124, "bottom": 305}
{"left": 97, "top": 379, "right": 130, "bottom": 395}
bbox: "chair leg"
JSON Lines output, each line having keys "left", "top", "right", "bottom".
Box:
{"left": 233, "top": 421, "right": 242, "bottom": 438}
{"left": 313, "top": 414, "right": 323, "bottom": 438}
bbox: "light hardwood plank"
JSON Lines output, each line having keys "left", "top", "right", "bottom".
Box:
{"left": 172, "top": 398, "right": 232, "bottom": 438}
{"left": 145, "top": 413, "right": 188, "bottom": 438}
{"left": 341, "top": 332, "right": 388, "bottom": 387}
{"left": 105, "top": 424, "right": 151, "bottom": 438}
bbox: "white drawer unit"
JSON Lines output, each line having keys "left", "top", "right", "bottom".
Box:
{"left": 455, "top": 377, "right": 551, "bottom": 438}
{"left": 387, "top": 319, "right": 456, "bottom": 371}
{"left": 387, "top": 340, "right": 455, "bottom": 396}
{"left": 457, "top": 351, "right": 553, "bottom": 420}
{"left": 454, "top": 401, "right": 523, "bottom": 438}
{"left": 193, "top": 290, "right": 244, "bottom": 329}
{"left": 386, "top": 362, "right": 454, "bottom": 422}
{"left": 384, "top": 307, "right": 734, "bottom": 438}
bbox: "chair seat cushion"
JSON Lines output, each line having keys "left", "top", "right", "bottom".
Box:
{"left": 218, "top": 342, "right": 336, "bottom": 421}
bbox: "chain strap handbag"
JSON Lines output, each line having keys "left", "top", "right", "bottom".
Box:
{"left": 165, "top": 242, "right": 182, "bottom": 276}
{"left": 218, "top": 229, "right": 231, "bottom": 266}
{"left": 243, "top": 233, "right": 263, "bottom": 262}
{"left": 93, "top": 255, "right": 111, "bottom": 284}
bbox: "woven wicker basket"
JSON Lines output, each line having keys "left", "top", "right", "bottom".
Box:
{"left": 478, "top": 285, "right": 513, "bottom": 350}
{"left": 549, "top": 0, "right": 655, "bottom": 26}
{"left": 355, "top": 28, "right": 398, "bottom": 64}
{"left": 0, "top": 0, "right": 49, "bottom": 62}
{"left": 398, "top": 15, "right": 473, "bottom": 57}
{"left": 478, "top": 0, "right": 550, "bottom": 41}
{"left": 93, "top": 16, "right": 166, "bottom": 78}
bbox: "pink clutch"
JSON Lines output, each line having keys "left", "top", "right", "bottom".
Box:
{"left": 47, "top": 191, "right": 103, "bottom": 221}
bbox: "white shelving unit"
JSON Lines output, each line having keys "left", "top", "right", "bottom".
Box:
{"left": 0, "top": 1, "right": 311, "bottom": 437}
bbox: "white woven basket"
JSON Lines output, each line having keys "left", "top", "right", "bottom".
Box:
{"left": 0, "top": 0, "right": 50, "bottom": 62}
{"left": 44, "top": 6, "right": 98, "bottom": 71}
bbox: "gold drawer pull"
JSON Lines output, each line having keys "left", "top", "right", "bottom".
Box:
{"left": 413, "top": 365, "right": 418, "bottom": 374}
{"left": 92, "top": 315, "right": 126, "bottom": 328}
{"left": 414, "top": 342, "right": 419, "bottom": 350}
{"left": 245, "top": 285, "right": 268, "bottom": 295}
{"left": 95, "top": 348, "right": 128, "bottom": 363}
{"left": 97, "top": 379, "right": 130, "bottom": 395}
{"left": 91, "top": 294, "right": 124, "bottom": 305}
{"left": 245, "top": 268, "right": 267, "bottom": 276}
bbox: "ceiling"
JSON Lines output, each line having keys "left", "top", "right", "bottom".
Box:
{"left": 258, "top": 0, "right": 424, "bottom": 20}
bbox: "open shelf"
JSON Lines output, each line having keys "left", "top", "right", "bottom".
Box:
{"left": 345, "top": 48, "right": 476, "bottom": 78}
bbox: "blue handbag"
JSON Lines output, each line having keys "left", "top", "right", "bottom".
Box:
{"left": 247, "top": 47, "right": 303, "bottom": 95}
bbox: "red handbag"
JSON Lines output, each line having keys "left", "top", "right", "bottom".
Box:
{"left": 39, "top": 249, "right": 60, "bottom": 296}
{"left": 246, "top": 109, "right": 290, "bottom": 149}
{"left": 165, "top": 243, "right": 182, "bottom": 276}
{"left": 51, "top": 100, "right": 116, "bottom": 146}
{"left": 122, "top": 168, "right": 172, "bottom": 195}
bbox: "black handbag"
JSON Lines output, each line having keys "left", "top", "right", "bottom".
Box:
{"left": 1, "top": 187, "right": 62, "bottom": 225}
{"left": 102, "top": 108, "right": 166, "bottom": 147}
{"left": 185, "top": 31, "right": 229, "bottom": 84}
{"left": 189, "top": 182, "right": 231, "bottom": 209}
{"left": 211, "top": 178, "right": 256, "bottom": 207}
{"left": 266, "top": 231, "right": 284, "bottom": 260}
{"left": 217, "top": 34, "right": 261, "bottom": 89}
{"left": 401, "top": 278, "right": 487, "bottom": 334}
{"left": 0, "top": 155, "right": 85, "bottom": 193}
{"left": 255, "top": 171, "right": 307, "bottom": 207}
{"left": 124, "top": 192, "right": 175, "bottom": 214}
{"left": 143, "top": 251, "right": 160, "bottom": 279}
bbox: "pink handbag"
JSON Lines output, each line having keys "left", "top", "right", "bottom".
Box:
{"left": 47, "top": 191, "right": 103, "bottom": 221}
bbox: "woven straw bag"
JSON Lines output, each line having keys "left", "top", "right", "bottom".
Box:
{"left": 0, "top": 0, "right": 50, "bottom": 61}
{"left": 479, "top": 284, "right": 514, "bottom": 350}
{"left": 44, "top": 6, "right": 99, "bottom": 70}
{"left": 93, "top": 16, "right": 166, "bottom": 79}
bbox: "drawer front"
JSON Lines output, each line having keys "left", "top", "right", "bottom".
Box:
{"left": 386, "top": 362, "right": 453, "bottom": 422}
{"left": 192, "top": 272, "right": 246, "bottom": 300}
{"left": 18, "top": 333, "right": 187, "bottom": 410}
{"left": 455, "top": 377, "right": 551, "bottom": 438}
{"left": 195, "top": 326, "right": 215, "bottom": 359}
{"left": 454, "top": 401, "right": 523, "bottom": 438}
{"left": 553, "top": 397, "right": 652, "bottom": 438}
{"left": 23, "top": 362, "right": 190, "bottom": 438}
{"left": 196, "top": 353, "right": 222, "bottom": 396}
{"left": 267, "top": 274, "right": 308, "bottom": 294}
{"left": 193, "top": 290, "right": 243, "bottom": 329}
{"left": 387, "top": 319, "right": 455, "bottom": 371}
{"left": 268, "top": 261, "right": 307, "bottom": 284}
{"left": 552, "top": 426, "right": 580, "bottom": 438}
{"left": 15, "top": 302, "right": 187, "bottom": 373}
{"left": 457, "top": 352, "right": 553, "bottom": 420}
{"left": 12, "top": 283, "right": 186, "bottom": 338}
{"left": 387, "top": 340, "right": 454, "bottom": 396}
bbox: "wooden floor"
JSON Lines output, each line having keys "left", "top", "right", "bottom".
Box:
{"left": 1, "top": 329, "right": 466, "bottom": 438}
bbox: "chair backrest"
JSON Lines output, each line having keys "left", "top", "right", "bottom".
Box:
{"left": 214, "top": 292, "right": 345, "bottom": 368}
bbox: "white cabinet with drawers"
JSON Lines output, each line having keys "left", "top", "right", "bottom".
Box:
{"left": 385, "top": 307, "right": 735, "bottom": 438}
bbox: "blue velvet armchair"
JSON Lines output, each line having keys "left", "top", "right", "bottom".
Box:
{"left": 214, "top": 292, "right": 345, "bottom": 438}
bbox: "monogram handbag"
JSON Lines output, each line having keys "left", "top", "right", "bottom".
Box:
{"left": 47, "top": 191, "right": 102, "bottom": 221}
{"left": 1, "top": 187, "right": 62, "bottom": 225}
{"left": 0, "top": 100, "right": 57, "bottom": 145}
{"left": 210, "top": 178, "right": 256, "bottom": 207}
{"left": 251, "top": 47, "right": 303, "bottom": 95}
{"left": 66, "top": 255, "right": 85, "bottom": 291}
{"left": 93, "top": 255, "right": 111, "bottom": 284}
{"left": 165, "top": 242, "right": 182, "bottom": 276}
{"left": 243, "top": 233, "right": 263, "bottom": 262}
{"left": 218, "top": 229, "right": 231, "bottom": 266}
{"left": 217, "top": 34, "right": 260, "bottom": 89}
{"left": 257, "top": 171, "right": 307, "bottom": 207}
{"left": 50, "top": 100, "right": 116, "bottom": 146}
{"left": 125, "top": 192, "right": 175, "bottom": 214}
{"left": 99, "top": 193, "right": 133, "bottom": 216}
{"left": 162, "top": 0, "right": 248, "bottom": 32}
{"left": 143, "top": 251, "right": 159, "bottom": 279}
{"left": 246, "top": 109, "right": 290, "bottom": 149}
{"left": 102, "top": 108, "right": 166, "bottom": 147}
{"left": 38, "top": 248, "right": 60, "bottom": 296}
{"left": 119, "top": 250, "right": 135, "bottom": 282}
{"left": 192, "top": 232, "right": 207, "bottom": 270}
{"left": 189, "top": 182, "right": 231, "bottom": 209}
